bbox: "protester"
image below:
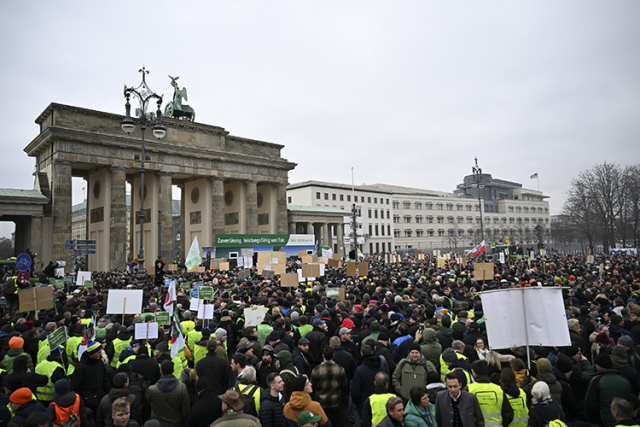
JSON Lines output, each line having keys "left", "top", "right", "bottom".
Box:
{"left": 434, "top": 373, "right": 483, "bottom": 427}
{"left": 144, "top": 359, "right": 190, "bottom": 427}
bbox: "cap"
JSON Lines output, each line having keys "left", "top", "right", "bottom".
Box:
{"left": 339, "top": 327, "right": 351, "bottom": 336}
{"left": 312, "top": 318, "right": 325, "bottom": 327}
{"left": 298, "top": 411, "right": 322, "bottom": 426}
{"left": 298, "top": 338, "right": 310, "bottom": 345}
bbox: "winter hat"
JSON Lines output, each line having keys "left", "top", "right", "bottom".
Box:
{"left": 613, "top": 345, "right": 628, "bottom": 358}
{"left": 471, "top": 360, "right": 489, "bottom": 377}
{"left": 54, "top": 379, "right": 70, "bottom": 395}
{"left": 215, "top": 328, "right": 227, "bottom": 340}
{"left": 595, "top": 353, "right": 613, "bottom": 369}
{"left": 562, "top": 345, "right": 579, "bottom": 357}
{"left": 86, "top": 341, "right": 102, "bottom": 355}
{"left": 618, "top": 335, "right": 634, "bottom": 348}
{"left": 555, "top": 354, "right": 574, "bottom": 374}
{"left": 378, "top": 332, "right": 389, "bottom": 342}
{"left": 155, "top": 341, "right": 169, "bottom": 353}
{"left": 531, "top": 381, "right": 550, "bottom": 401}
{"left": 408, "top": 342, "right": 422, "bottom": 354}
{"left": 442, "top": 348, "right": 458, "bottom": 364}
{"left": 290, "top": 375, "right": 308, "bottom": 393}
{"left": 183, "top": 310, "right": 192, "bottom": 320}
{"left": 9, "top": 388, "right": 32, "bottom": 404}
{"left": 341, "top": 318, "right": 354, "bottom": 329}
{"left": 595, "top": 332, "right": 610, "bottom": 345}
{"left": 266, "top": 331, "right": 280, "bottom": 342}
{"left": 537, "top": 358, "right": 552, "bottom": 373}
{"left": 9, "top": 337, "right": 23, "bottom": 349}
{"left": 143, "top": 421, "right": 161, "bottom": 427}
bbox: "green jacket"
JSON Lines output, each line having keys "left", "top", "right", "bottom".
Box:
{"left": 419, "top": 328, "right": 442, "bottom": 371}
{"left": 586, "top": 369, "right": 632, "bottom": 426}
{"left": 211, "top": 410, "right": 262, "bottom": 427}
{"left": 392, "top": 356, "right": 436, "bottom": 401}
{"left": 404, "top": 400, "right": 436, "bottom": 427}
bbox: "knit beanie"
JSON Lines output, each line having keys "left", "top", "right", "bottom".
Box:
{"left": 595, "top": 353, "right": 613, "bottom": 369}
{"left": 536, "top": 358, "right": 552, "bottom": 373}
{"left": 54, "top": 379, "right": 70, "bottom": 395}
{"left": 408, "top": 342, "right": 422, "bottom": 354}
{"left": 532, "top": 381, "right": 550, "bottom": 401}
{"left": 9, "top": 337, "right": 23, "bottom": 349}
{"left": 9, "top": 388, "right": 32, "bottom": 404}
{"left": 290, "top": 376, "right": 308, "bottom": 393}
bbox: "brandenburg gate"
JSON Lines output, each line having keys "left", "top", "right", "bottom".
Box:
{"left": 24, "top": 103, "right": 296, "bottom": 271}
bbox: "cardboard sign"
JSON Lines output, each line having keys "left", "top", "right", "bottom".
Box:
{"left": 190, "top": 298, "right": 201, "bottom": 311}
{"left": 154, "top": 312, "right": 171, "bottom": 325}
{"left": 168, "top": 264, "right": 178, "bottom": 271}
{"left": 297, "top": 250, "right": 309, "bottom": 259}
{"left": 135, "top": 322, "right": 159, "bottom": 340}
{"left": 106, "top": 290, "right": 144, "bottom": 314}
{"left": 418, "top": 253, "right": 425, "bottom": 260}
{"left": 346, "top": 262, "right": 368, "bottom": 277}
{"left": 55, "top": 268, "right": 65, "bottom": 277}
{"left": 499, "top": 253, "right": 505, "bottom": 264}
{"left": 302, "top": 255, "right": 318, "bottom": 264}
{"left": 262, "top": 269, "right": 275, "bottom": 279}
{"left": 328, "top": 258, "right": 340, "bottom": 268}
{"left": 47, "top": 327, "right": 68, "bottom": 351}
{"left": 302, "top": 264, "right": 321, "bottom": 278}
{"left": 75, "top": 271, "right": 91, "bottom": 287}
{"left": 218, "top": 262, "right": 230, "bottom": 271}
{"left": 245, "top": 305, "right": 266, "bottom": 326}
{"left": 281, "top": 273, "right": 299, "bottom": 287}
{"left": 474, "top": 263, "right": 495, "bottom": 281}
{"left": 326, "top": 287, "right": 346, "bottom": 302}
{"left": 241, "top": 248, "right": 255, "bottom": 257}
{"left": 238, "top": 269, "right": 251, "bottom": 279}
{"left": 19, "top": 286, "right": 54, "bottom": 312}
{"left": 258, "top": 251, "right": 286, "bottom": 275}
{"left": 199, "top": 287, "right": 213, "bottom": 300}
{"left": 587, "top": 255, "right": 595, "bottom": 264}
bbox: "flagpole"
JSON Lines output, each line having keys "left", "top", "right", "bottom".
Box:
{"left": 537, "top": 176, "right": 540, "bottom": 191}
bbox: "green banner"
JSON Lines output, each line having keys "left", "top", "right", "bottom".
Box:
{"left": 154, "top": 312, "right": 171, "bottom": 326}
{"left": 214, "top": 234, "right": 314, "bottom": 249}
{"left": 47, "top": 327, "right": 68, "bottom": 351}
{"left": 199, "top": 286, "right": 213, "bottom": 300}
{"left": 51, "top": 279, "right": 65, "bottom": 288}
{"left": 84, "top": 280, "right": 94, "bottom": 288}
{"left": 181, "top": 282, "right": 190, "bottom": 290}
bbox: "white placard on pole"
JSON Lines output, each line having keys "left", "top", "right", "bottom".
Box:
{"left": 499, "top": 253, "right": 505, "bottom": 264}
{"left": 56, "top": 268, "right": 65, "bottom": 277}
{"left": 245, "top": 305, "right": 266, "bottom": 326}
{"left": 135, "top": 322, "right": 159, "bottom": 340}
{"left": 481, "top": 287, "right": 570, "bottom": 349}
{"left": 204, "top": 305, "right": 214, "bottom": 319}
{"left": 106, "top": 290, "right": 144, "bottom": 314}
{"left": 190, "top": 298, "right": 201, "bottom": 311}
{"left": 197, "top": 302, "right": 205, "bottom": 319}
{"left": 75, "top": 271, "right": 91, "bottom": 287}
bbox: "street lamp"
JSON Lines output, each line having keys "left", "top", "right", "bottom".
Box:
{"left": 472, "top": 157, "right": 485, "bottom": 244}
{"left": 122, "top": 66, "right": 166, "bottom": 279}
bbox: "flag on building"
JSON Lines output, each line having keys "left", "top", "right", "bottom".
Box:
{"left": 530, "top": 173, "right": 538, "bottom": 179}
{"left": 164, "top": 279, "right": 177, "bottom": 316}
{"left": 471, "top": 240, "right": 487, "bottom": 257}
{"left": 185, "top": 236, "right": 202, "bottom": 271}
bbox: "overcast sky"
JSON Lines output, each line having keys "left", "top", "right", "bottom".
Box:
{"left": 1, "top": 1, "right": 639, "bottom": 238}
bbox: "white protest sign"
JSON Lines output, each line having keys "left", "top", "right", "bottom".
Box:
{"left": 135, "top": 322, "right": 159, "bottom": 340}
{"left": 190, "top": 298, "right": 201, "bottom": 311}
{"left": 75, "top": 271, "right": 91, "bottom": 287}
{"left": 481, "top": 287, "right": 570, "bottom": 349}
{"left": 204, "top": 305, "right": 214, "bottom": 319}
{"left": 237, "top": 257, "right": 244, "bottom": 268}
{"left": 245, "top": 305, "right": 266, "bottom": 326}
{"left": 499, "top": 252, "right": 505, "bottom": 264}
{"left": 244, "top": 256, "right": 253, "bottom": 268}
{"left": 56, "top": 268, "right": 65, "bottom": 277}
{"left": 106, "top": 290, "right": 144, "bottom": 314}
{"left": 197, "top": 302, "right": 205, "bottom": 319}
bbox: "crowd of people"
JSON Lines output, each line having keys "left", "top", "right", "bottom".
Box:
{"left": 0, "top": 250, "right": 639, "bottom": 427}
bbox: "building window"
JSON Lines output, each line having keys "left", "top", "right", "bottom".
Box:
{"left": 370, "top": 243, "right": 373, "bottom": 254}
{"left": 415, "top": 216, "right": 423, "bottom": 223}
{"left": 324, "top": 193, "right": 329, "bottom": 200}
{"left": 437, "top": 216, "right": 444, "bottom": 224}
{"left": 340, "top": 194, "right": 344, "bottom": 201}
{"left": 368, "top": 197, "right": 372, "bottom": 203}
{"left": 415, "top": 202, "right": 422, "bottom": 209}
{"left": 458, "top": 229, "right": 465, "bottom": 236}
{"left": 509, "top": 218, "right": 515, "bottom": 224}
{"left": 378, "top": 225, "right": 382, "bottom": 236}
{"left": 508, "top": 206, "right": 514, "bottom": 212}
{"left": 502, "top": 217, "right": 507, "bottom": 224}
{"left": 436, "top": 203, "right": 443, "bottom": 211}
{"left": 393, "top": 201, "right": 399, "bottom": 209}
{"left": 394, "top": 229, "right": 401, "bottom": 238}
{"left": 447, "top": 216, "right": 454, "bottom": 224}
{"left": 493, "top": 218, "right": 499, "bottom": 224}
{"left": 426, "top": 216, "right": 434, "bottom": 223}
{"left": 476, "top": 217, "right": 481, "bottom": 224}
{"left": 545, "top": 208, "right": 548, "bottom": 213}
{"left": 467, "top": 217, "right": 473, "bottom": 224}
{"left": 427, "top": 229, "right": 434, "bottom": 237}
{"left": 374, "top": 197, "right": 377, "bottom": 203}
{"left": 369, "top": 224, "right": 373, "bottom": 235}
{"left": 456, "top": 204, "right": 463, "bottom": 211}
{"left": 387, "top": 210, "right": 390, "bottom": 219}
{"left": 468, "top": 229, "right": 474, "bottom": 236}
{"left": 403, "top": 201, "right": 411, "bottom": 209}
{"left": 387, "top": 199, "right": 390, "bottom": 204}
{"left": 475, "top": 204, "right": 480, "bottom": 211}
{"left": 374, "top": 210, "right": 378, "bottom": 219}
{"left": 387, "top": 225, "right": 391, "bottom": 235}
{"left": 426, "top": 203, "right": 433, "bottom": 210}
{"left": 368, "top": 209, "right": 372, "bottom": 218}
{"left": 437, "top": 229, "right": 445, "bottom": 237}
{"left": 393, "top": 215, "right": 400, "bottom": 223}
{"left": 446, "top": 204, "right": 453, "bottom": 211}
{"left": 516, "top": 207, "right": 522, "bottom": 213}
{"left": 316, "top": 192, "right": 321, "bottom": 199}
{"left": 376, "top": 242, "right": 380, "bottom": 253}
{"left": 347, "top": 195, "right": 351, "bottom": 202}
{"left": 288, "top": 196, "right": 292, "bottom": 203}
{"left": 466, "top": 204, "right": 472, "bottom": 211}
{"left": 416, "top": 229, "right": 424, "bottom": 237}
{"left": 355, "top": 196, "right": 358, "bottom": 202}
{"left": 457, "top": 216, "right": 463, "bottom": 224}
{"left": 404, "top": 216, "right": 412, "bottom": 223}
{"left": 524, "top": 207, "right": 529, "bottom": 213}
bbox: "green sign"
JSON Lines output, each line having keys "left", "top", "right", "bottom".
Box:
{"left": 47, "top": 327, "right": 68, "bottom": 351}
{"left": 181, "top": 282, "right": 190, "bottom": 290}
{"left": 214, "top": 234, "right": 315, "bottom": 249}
{"left": 193, "top": 281, "right": 204, "bottom": 288}
{"left": 154, "top": 312, "right": 171, "bottom": 326}
{"left": 326, "top": 288, "right": 340, "bottom": 298}
{"left": 51, "top": 279, "right": 65, "bottom": 288}
{"left": 84, "top": 280, "right": 94, "bottom": 288}
{"left": 199, "top": 286, "right": 213, "bottom": 299}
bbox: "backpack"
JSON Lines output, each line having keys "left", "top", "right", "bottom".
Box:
{"left": 234, "top": 384, "right": 258, "bottom": 416}
{"left": 53, "top": 395, "right": 81, "bottom": 427}
{"left": 2, "top": 278, "right": 15, "bottom": 296}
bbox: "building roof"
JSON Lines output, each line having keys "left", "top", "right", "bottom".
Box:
{"left": 0, "top": 189, "right": 48, "bottom": 200}
{"left": 288, "top": 205, "right": 351, "bottom": 214}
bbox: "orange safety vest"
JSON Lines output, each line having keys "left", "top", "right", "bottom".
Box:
{"left": 51, "top": 394, "right": 81, "bottom": 426}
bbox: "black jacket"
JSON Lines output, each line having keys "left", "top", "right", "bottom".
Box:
{"left": 185, "top": 388, "right": 223, "bottom": 427}
{"left": 7, "top": 400, "right": 48, "bottom": 427}
{"left": 3, "top": 355, "right": 48, "bottom": 394}
{"left": 305, "top": 327, "right": 328, "bottom": 366}
{"left": 291, "top": 348, "right": 311, "bottom": 377}
{"left": 129, "top": 354, "right": 161, "bottom": 385}
{"left": 351, "top": 354, "right": 387, "bottom": 411}
{"left": 259, "top": 391, "right": 286, "bottom": 427}
{"left": 529, "top": 400, "right": 567, "bottom": 427}
{"left": 69, "top": 352, "right": 112, "bottom": 411}
{"left": 333, "top": 347, "right": 357, "bottom": 382}
{"left": 195, "top": 351, "right": 230, "bottom": 395}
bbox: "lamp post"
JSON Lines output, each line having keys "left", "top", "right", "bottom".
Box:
{"left": 122, "top": 67, "right": 166, "bottom": 279}
{"left": 472, "top": 157, "right": 485, "bottom": 244}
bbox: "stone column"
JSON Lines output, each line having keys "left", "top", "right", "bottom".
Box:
{"left": 30, "top": 217, "right": 42, "bottom": 272}
{"left": 52, "top": 160, "right": 73, "bottom": 266}
{"left": 179, "top": 184, "right": 186, "bottom": 263}
{"left": 158, "top": 173, "right": 173, "bottom": 262}
{"left": 337, "top": 223, "right": 344, "bottom": 256}
{"left": 210, "top": 177, "right": 225, "bottom": 241}
{"left": 289, "top": 222, "right": 296, "bottom": 234}
{"left": 127, "top": 178, "right": 135, "bottom": 261}
{"left": 323, "top": 223, "right": 331, "bottom": 247}
{"left": 110, "top": 166, "right": 127, "bottom": 270}
{"left": 276, "top": 184, "right": 288, "bottom": 234}
{"left": 306, "top": 223, "right": 314, "bottom": 235}
{"left": 245, "top": 180, "right": 258, "bottom": 234}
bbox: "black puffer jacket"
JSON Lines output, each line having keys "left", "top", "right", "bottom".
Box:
{"left": 69, "top": 352, "right": 112, "bottom": 411}
{"left": 259, "top": 391, "right": 286, "bottom": 427}
{"left": 195, "top": 351, "right": 229, "bottom": 395}
{"left": 351, "top": 353, "right": 386, "bottom": 411}
{"left": 185, "top": 388, "right": 223, "bottom": 427}
{"left": 529, "top": 399, "right": 567, "bottom": 427}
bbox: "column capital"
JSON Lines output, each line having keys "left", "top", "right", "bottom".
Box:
{"left": 110, "top": 165, "right": 128, "bottom": 171}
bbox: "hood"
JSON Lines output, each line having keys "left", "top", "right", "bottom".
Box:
{"left": 12, "top": 355, "right": 29, "bottom": 372}
{"left": 452, "top": 358, "right": 472, "bottom": 372}
{"left": 289, "top": 391, "right": 312, "bottom": 409}
{"left": 277, "top": 350, "right": 292, "bottom": 367}
{"left": 116, "top": 330, "right": 132, "bottom": 341}
{"left": 156, "top": 375, "right": 180, "bottom": 392}
{"left": 611, "top": 354, "right": 629, "bottom": 368}
{"left": 405, "top": 400, "right": 426, "bottom": 417}
{"left": 6, "top": 348, "right": 25, "bottom": 357}
{"left": 537, "top": 371, "right": 557, "bottom": 385}
{"left": 505, "top": 383, "right": 520, "bottom": 398}
{"left": 438, "top": 327, "right": 453, "bottom": 337}
{"left": 422, "top": 328, "right": 437, "bottom": 344}
{"left": 109, "top": 387, "right": 131, "bottom": 400}
{"left": 361, "top": 353, "right": 382, "bottom": 369}
{"left": 370, "top": 321, "right": 380, "bottom": 332}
